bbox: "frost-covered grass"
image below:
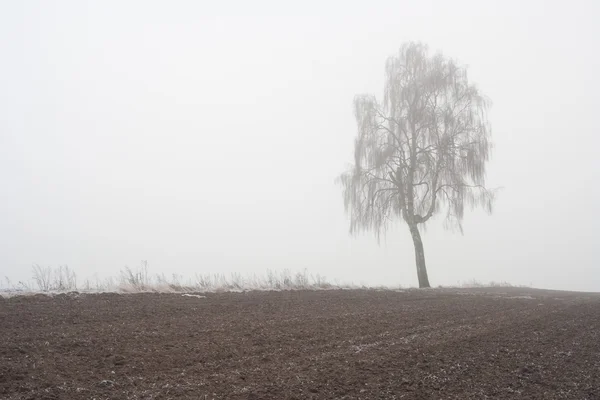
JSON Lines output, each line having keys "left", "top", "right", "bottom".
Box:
{"left": 1, "top": 263, "right": 358, "bottom": 297}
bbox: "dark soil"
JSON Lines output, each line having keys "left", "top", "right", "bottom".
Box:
{"left": 1, "top": 287, "right": 599, "bottom": 399}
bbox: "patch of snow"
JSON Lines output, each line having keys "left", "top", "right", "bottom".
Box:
{"left": 182, "top": 294, "right": 206, "bottom": 298}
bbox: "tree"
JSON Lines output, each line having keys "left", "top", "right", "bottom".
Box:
{"left": 338, "top": 42, "right": 495, "bottom": 288}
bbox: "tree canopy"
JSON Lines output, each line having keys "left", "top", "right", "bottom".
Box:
{"left": 338, "top": 42, "right": 495, "bottom": 287}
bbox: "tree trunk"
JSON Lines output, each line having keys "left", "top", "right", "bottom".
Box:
{"left": 408, "top": 223, "right": 431, "bottom": 288}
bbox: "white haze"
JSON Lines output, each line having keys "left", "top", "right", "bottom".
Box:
{"left": 1, "top": 0, "right": 599, "bottom": 291}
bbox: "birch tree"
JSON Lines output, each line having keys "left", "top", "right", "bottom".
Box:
{"left": 339, "top": 42, "right": 495, "bottom": 288}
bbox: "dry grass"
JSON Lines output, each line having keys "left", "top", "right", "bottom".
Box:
{"left": 1, "top": 262, "right": 349, "bottom": 297}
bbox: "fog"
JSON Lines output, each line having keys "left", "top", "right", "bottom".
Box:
{"left": 1, "top": 0, "right": 598, "bottom": 291}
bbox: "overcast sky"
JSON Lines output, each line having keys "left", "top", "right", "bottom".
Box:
{"left": 1, "top": 0, "right": 599, "bottom": 291}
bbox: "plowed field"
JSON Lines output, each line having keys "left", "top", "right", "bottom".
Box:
{"left": 1, "top": 288, "right": 599, "bottom": 399}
